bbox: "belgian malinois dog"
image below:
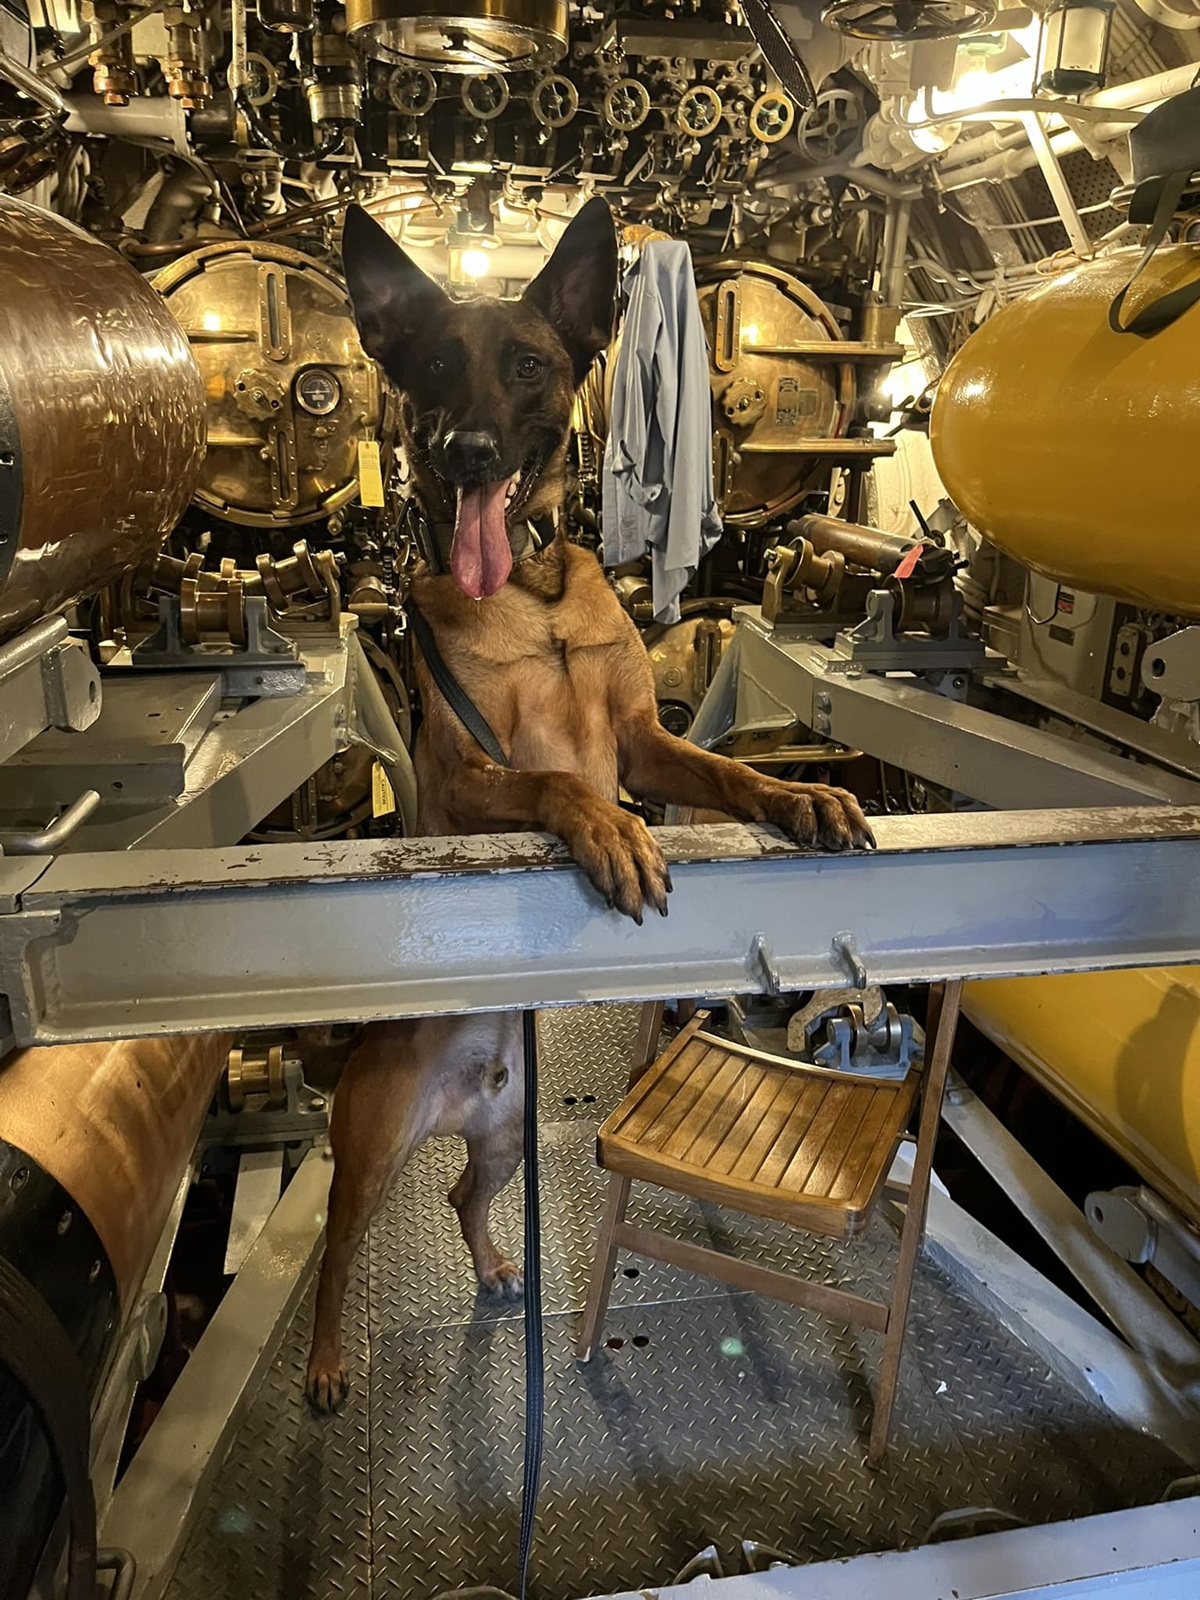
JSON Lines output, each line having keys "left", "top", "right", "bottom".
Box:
{"left": 304, "top": 197, "right": 873, "bottom": 1410}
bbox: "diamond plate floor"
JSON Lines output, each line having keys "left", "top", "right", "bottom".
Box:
{"left": 167, "top": 1006, "right": 1181, "bottom": 1600}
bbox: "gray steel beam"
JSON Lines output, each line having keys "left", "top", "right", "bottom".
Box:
{"left": 983, "top": 670, "right": 1200, "bottom": 784}
{"left": 723, "top": 611, "right": 1200, "bottom": 810}
{"left": 595, "top": 1497, "right": 1200, "bottom": 1600}
{"left": 941, "top": 1080, "right": 1200, "bottom": 1393}
{"left": 99, "top": 1147, "right": 330, "bottom": 1600}
{"left": 3, "top": 805, "right": 1200, "bottom": 1045}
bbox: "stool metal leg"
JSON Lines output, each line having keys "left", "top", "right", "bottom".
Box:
{"left": 576, "top": 1173, "right": 632, "bottom": 1361}
{"left": 868, "top": 979, "right": 963, "bottom": 1468}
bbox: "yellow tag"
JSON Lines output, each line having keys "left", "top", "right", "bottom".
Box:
{"left": 357, "top": 439, "right": 385, "bottom": 508}
{"left": 371, "top": 761, "right": 396, "bottom": 818}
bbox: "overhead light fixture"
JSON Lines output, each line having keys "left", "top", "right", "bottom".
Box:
{"left": 940, "top": 65, "right": 996, "bottom": 115}
{"left": 1037, "top": 0, "right": 1114, "bottom": 96}
{"left": 458, "top": 247, "right": 492, "bottom": 281}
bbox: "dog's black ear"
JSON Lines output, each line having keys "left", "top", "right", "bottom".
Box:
{"left": 341, "top": 203, "right": 447, "bottom": 370}
{"left": 523, "top": 197, "right": 617, "bottom": 384}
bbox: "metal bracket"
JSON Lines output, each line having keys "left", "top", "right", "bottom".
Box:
{"left": 811, "top": 1001, "right": 924, "bottom": 1080}
{"left": 1143, "top": 628, "right": 1200, "bottom": 707}
{"left": 133, "top": 595, "right": 306, "bottom": 697}
{"left": 1086, "top": 1184, "right": 1200, "bottom": 1313}
{"left": 830, "top": 588, "right": 985, "bottom": 675}
{"left": 203, "top": 1047, "right": 327, "bottom": 1153}
{"left": 832, "top": 930, "right": 868, "bottom": 989}
{"left": 0, "top": 616, "right": 102, "bottom": 765}
{"left": 748, "top": 932, "right": 781, "bottom": 996}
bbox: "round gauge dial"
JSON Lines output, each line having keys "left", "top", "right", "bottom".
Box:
{"left": 294, "top": 367, "right": 342, "bottom": 416}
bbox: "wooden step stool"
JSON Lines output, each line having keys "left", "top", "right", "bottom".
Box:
{"left": 577, "top": 982, "right": 963, "bottom": 1466}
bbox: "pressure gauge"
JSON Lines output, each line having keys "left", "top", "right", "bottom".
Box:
{"left": 294, "top": 367, "right": 341, "bottom": 416}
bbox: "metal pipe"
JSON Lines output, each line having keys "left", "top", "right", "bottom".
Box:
{"left": 62, "top": 92, "right": 190, "bottom": 155}
{"left": 142, "top": 166, "right": 215, "bottom": 244}
{"left": 842, "top": 165, "right": 923, "bottom": 201}
{"left": 901, "top": 97, "right": 1141, "bottom": 133}
{"left": 792, "top": 514, "right": 955, "bottom": 583}
{"left": 775, "top": 155, "right": 922, "bottom": 200}
{"left": 937, "top": 63, "right": 1200, "bottom": 191}
{"left": 349, "top": 634, "right": 418, "bottom": 836}
{"left": 0, "top": 615, "right": 68, "bottom": 681}
{"left": 228, "top": 0, "right": 248, "bottom": 96}
{"left": 0, "top": 790, "right": 101, "bottom": 855}
{"left": 941, "top": 64, "right": 1198, "bottom": 168}
{"left": 1089, "top": 64, "right": 1200, "bottom": 111}
{"left": 879, "top": 197, "right": 912, "bottom": 311}
{"left": 0, "top": 48, "right": 67, "bottom": 119}
{"left": 937, "top": 125, "right": 1082, "bottom": 191}
{"left": 943, "top": 125, "right": 1026, "bottom": 169}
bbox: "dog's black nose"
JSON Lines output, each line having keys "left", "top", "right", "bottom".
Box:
{"left": 442, "top": 430, "right": 503, "bottom": 484}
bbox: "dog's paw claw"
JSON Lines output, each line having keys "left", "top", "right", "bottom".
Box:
{"left": 764, "top": 782, "right": 873, "bottom": 854}
{"left": 305, "top": 1362, "right": 349, "bottom": 1413}
{"left": 567, "top": 801, "right": 672, "bottom": 925}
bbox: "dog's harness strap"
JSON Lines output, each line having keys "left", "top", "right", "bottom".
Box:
{"left": 517, "top": 1008, "right": 544, "bottom": 1599}
{"left": 407, "top": 604, "right": 511, "bottom": 768}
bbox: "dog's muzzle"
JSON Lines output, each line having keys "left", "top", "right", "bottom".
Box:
{"left": 441, "top": 429, "right": 504, "bottom": 486}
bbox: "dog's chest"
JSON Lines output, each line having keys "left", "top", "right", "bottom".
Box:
{"left": 451, "top": 593, "right": 621, "bottom": 789}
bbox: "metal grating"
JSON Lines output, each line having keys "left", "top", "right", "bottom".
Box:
{"left": 1013, "top": 149, "right": 1123, "bottom": 257}
{"left": 167, "top": 1005, "right": 1181, "bottom": 1600}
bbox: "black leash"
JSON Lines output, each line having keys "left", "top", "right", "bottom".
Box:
{"left": 517, "top": 1009, "right": 544, "bottom": 1600}
{"left": 404, "top": 599, "right": 543, "bottom": 1594}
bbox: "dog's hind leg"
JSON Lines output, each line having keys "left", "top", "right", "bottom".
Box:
{"left": 305, "top": 1022, "right": 433, "bottom": 1412}
{"left": 450, "top": 1013, "right": 525, "bottom": 1299}
{"left": 451, "top": 1123, "right": 524, "bottom": 1298}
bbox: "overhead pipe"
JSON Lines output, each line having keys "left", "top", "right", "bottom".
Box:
{"left": 936, "top": 64, "right": 1200, "bottom": 192}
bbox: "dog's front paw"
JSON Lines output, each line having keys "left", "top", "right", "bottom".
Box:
{"left": 762, "top": 783, "right": 875, "bottom": 852}
{"left": 479, "top": 1257, "right": 524, "bottom": 1300}
{"left": 305, "top": 1356, "right": 349, "bottom": 1413}
{"left": 566, "top": 802, "right": 672, "bottom": 923}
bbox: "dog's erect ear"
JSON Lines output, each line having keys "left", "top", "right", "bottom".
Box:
{"left": 523, "top": 197, "right": 617, "bottom": 384}
{"left": 341, "top": 203, "right": 447, "bottom": 368}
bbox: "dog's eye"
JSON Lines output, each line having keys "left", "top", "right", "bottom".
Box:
{"left": 516, "top": 354, "right": 543, "bottom": 380}
{"left": 428, "top": 354, "right": 446, "bottom": 376}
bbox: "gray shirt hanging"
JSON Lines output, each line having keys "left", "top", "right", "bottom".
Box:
{"left": 602, "top": 239, "right": 722, "bottom": 623}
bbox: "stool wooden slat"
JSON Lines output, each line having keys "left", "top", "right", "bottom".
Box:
{"left": 599, "top": 1020, "right": 921, "bottom": 1239}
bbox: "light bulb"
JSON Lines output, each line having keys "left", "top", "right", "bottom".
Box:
{"left": 459, "top": 248, "right": 491, "bottom": 281}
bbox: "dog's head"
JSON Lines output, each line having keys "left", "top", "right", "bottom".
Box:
{"left": 341, "top": 197, "right": 617, "bottom": 599}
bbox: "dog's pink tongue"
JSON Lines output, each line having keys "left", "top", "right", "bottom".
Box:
{"left": 451, "top": 481, "right": 512, "bottom": 599}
